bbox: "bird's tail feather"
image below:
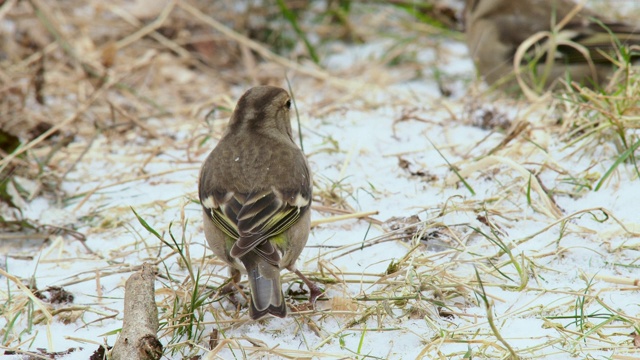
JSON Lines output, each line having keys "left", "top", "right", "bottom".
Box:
{"left": 240, "top": 252, "right": 286, "bottom": 319}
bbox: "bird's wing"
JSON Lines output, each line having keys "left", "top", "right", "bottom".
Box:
{"left": 202, "top": 189, "right": 240, "bottom": 240}
{"left": 202, "top": 187, "right": 310, "bottom": 266}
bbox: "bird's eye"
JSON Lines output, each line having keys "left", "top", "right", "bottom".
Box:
{"left": 285, "top": 100, "right": 291, "bottom": 109}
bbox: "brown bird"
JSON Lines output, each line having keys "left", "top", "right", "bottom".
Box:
{"left": 464, "top": 0, "right": 640, "bottom": 92}
{"left": 199, "top": 86, "right": 322, "bottom": 319}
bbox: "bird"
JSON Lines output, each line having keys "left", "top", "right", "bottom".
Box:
{"left": 464, "top": 0, "right": 640, "bottom": 92}
{"left": 198, "top": 85, "right": 322, "bottom": 319}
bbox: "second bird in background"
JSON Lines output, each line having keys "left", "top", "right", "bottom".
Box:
{"left": 464, "top": 0, "right": 640, "bottom": 93}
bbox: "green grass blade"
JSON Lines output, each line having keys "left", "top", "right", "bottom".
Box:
{"left": 131, "top": 207, "right": 163, "bottom": 242}
{"left": 595, "top": 137, "right": 640, "bottom": 191}
{"left": 276, "top": 0, "right": 320, "bottom": 64}
{"left": 428, "top": 138, "right": 475, "bottom": 195}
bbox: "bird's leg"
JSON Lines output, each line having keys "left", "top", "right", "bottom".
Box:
{"left": 293, "top": 269, "right": 324, "bottom": 305}
{"left": 218, "top": 268, "right": 243, "bottom": 307}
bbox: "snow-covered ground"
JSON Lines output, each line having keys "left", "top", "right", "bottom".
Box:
{"left": 2, "top": 1, "right": 640, "bottom": 359}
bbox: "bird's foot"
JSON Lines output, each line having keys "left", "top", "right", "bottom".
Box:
{"left": 216, "top": 274, "right": 246, "bottom": 309}
{"left": 293, "top": 269, "right": 324, "bottom": 308}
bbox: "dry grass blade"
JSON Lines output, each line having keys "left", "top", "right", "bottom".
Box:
{"left": 114, "top": 0, "right": 176, "bottom": 51}
{"left": 0, "top": 85, "right": 106, "bottom": 172}
{"left": 177, "top": 3, "right": 327, "bottom": 80}
{"left": 311, "top": 210, "right": 380, "bottom": 227}
{"left": 446, "top": 155, "right": 563, "bottom": 218}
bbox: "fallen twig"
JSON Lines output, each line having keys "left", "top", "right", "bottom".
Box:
{"left": 111, "top": 263, "right": 163, "bottom": 360}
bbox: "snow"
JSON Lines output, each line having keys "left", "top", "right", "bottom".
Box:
{"left": 2, "top": 4, "right": 640, "bottom": 360}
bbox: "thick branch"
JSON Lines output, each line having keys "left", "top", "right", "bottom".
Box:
{"left": 111, "top": 263, "right": 162, "bottom": 360}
